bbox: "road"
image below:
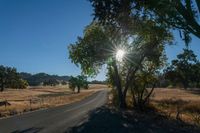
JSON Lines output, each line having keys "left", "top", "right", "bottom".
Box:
{"left": 0, "top": 90, "right": 107, "bottom": 133}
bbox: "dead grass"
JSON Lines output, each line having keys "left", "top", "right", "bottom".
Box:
{"left": 0, "top": 84, "right": 107, "bottom": 118}
{"left": 151, "top": 88, "right": 200, "bottom": 126}
{"left": 151, "top": 88, "right": 200, "bottom": 101}
{"left": 89, "top": 84, "right": 108, "bottom": 90}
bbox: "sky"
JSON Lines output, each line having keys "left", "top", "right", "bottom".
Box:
{"left": 0, "top": 0, "right": 200, "bottom": 81}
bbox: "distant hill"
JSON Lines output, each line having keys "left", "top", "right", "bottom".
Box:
{"left": 19, "top": 72, "right": 70, "bottom": 86}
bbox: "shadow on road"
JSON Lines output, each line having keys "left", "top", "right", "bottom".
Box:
{"left": 11, "top": 127, "right": 43, "bottom": 133}
{"left": 67, "top": 106, "right": 200, "bottom": 133}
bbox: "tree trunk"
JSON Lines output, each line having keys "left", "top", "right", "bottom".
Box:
{"left": 131, "top": 87, "right": 136, "bottom": 106}
{"left": 143, "top": 83, "right": 156, "bottom": 105}
{"left": 0, "top": 83, "right": 4, "bottom": 92}
{"left": 77, "top": 86, "right": 80, "bottom": 93}
{"left": 112, "top": 60, "right": 127, "bottom": 109}
{"left": 183, "top": 81, "right": 188, "bottom": 89}
{"left": 120, "top": 94, "right": 127, "bottom": 109}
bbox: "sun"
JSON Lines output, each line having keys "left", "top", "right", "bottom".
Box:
{"left": 116, "top": 49, "right": 125, "bottom": 62}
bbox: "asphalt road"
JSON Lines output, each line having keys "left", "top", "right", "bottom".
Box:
{"left": 0, "top": 90, "right": 107, "bottom": 133}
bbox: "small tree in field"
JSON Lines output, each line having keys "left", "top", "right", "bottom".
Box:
{"left": 43, "top": 79, "right": 59, "bottom": 86}
{"left": 68, "top": 75, "right": 88, "bottom": 93}
{"left": 61, "top": 81, "right": 67, "bottom": 85}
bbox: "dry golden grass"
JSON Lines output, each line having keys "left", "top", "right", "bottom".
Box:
{"left": 89, "top": 84, "right": 108, "bottom": 90}
{"left": 0, "top": 86, "right": 71, "bottom": 101}
{"left": 151, "top": 88, "right": 200, "bottom": 102}
{"left": 0, "top": 84, "right": 107, "bottom": 118}
{"left": 151, "top": 88, "right": 200, "bottom": 126}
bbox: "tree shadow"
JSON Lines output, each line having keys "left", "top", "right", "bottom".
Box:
{"left": 11, "top": 127, "right": 43, "bottom": 133}
{"left": 67, "top": 106, "right": 200, "bottom": 133}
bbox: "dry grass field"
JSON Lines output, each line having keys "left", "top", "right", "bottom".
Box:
{"left": 0, "top": 84, "right": 107, "bottom": 118}
{"left": 151, "top": 88, "right": 200, "bottom": 126}
{"left": 152, "top": 88, "right": 200, "bottom": 101}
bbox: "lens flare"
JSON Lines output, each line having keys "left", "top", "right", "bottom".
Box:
{"left": 116, "top": 49, "right": 125, "bottom": 62}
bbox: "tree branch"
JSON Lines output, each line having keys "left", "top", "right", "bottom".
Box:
{"left": 175, "top": 1, "right": 200, "bottom": 37}
{"left": 195, "top": 0, "right": 200, "bottom": 13}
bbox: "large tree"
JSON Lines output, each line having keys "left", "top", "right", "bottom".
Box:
{"left": 69, "top": 20, "right": 172, "bottom": 108}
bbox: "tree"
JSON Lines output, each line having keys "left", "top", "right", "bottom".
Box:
{"left": 0, "top": 65, "right": 6, "bottom": 91}
{"left": 61, "top": 81, "right": 67, "bottom": 85}
{"left": 165, "top": 48, "right": 200, "bottom": 89}
{"left": 90, "top": 0, "right": 200, "bottom": 40}
{"left": 43, "top": 79, "right": 59, "bottom": 86}
{"left": 69, "top": 21, "right": 172, "bottom": 108}
{"left": 68, "top": 75, "right": 88, "bottom": 93}
{"left": 0, "top": 65, "right": 28, "bottom": 91}
{"left": 68, "top": 76, "right": 77, "bottom": 92}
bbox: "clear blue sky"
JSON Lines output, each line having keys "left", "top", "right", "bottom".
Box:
{"left": 0, "top": 0, "right": 200, "bottom": 81}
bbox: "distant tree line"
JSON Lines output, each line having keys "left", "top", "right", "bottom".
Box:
{"left": 0, "top": 65, "right": 28, "bottom": 91}
{"left": 88, "top": 80, "right": 107, "bottom": 84}
{"left": 20, "top": 72, "right": 70, "bottom": 86}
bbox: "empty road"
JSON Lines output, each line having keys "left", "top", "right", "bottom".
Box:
{"left": 0, "top": 90, "right": 107, "bottom": 133}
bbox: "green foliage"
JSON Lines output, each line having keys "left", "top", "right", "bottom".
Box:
{"left": 130, "top": 64, "right": 158, "bottom": 109}
{"left": 10, "top": 79, "right": 29, "bottom": 89}
{"left": 69, "top": 76, "right": 77, "bottom": 92}
{"left": 61, "top": 81, "right": 67, "bottom": 85}
{"left": 0, "top": 65, "right": 28, "bottom": 91}
{"left": 43, "top": 79, "right": 59, "bottom": 86}
{"left": 68, "top": 23, "right": 111, "bottom": 76}
{"left": 68, "top": 75, "right": 88, "bottom": 93}
{"left": 165, "top": 49, "right": 200, "bottom": 89}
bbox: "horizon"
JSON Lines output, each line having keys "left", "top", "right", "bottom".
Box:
{"left": 0, "top": 0, "right": 200, "bottom": 81}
